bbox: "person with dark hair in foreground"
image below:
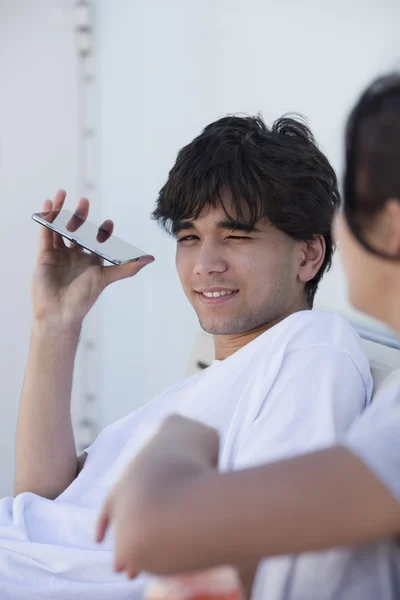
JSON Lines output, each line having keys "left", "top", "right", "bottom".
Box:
{"left": 6, "top": 115, "right": 371, "bottom": 599}
{"left": 98, "top": 76, "right": 400, "bottom": 598}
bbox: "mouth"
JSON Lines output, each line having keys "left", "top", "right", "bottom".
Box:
{"left": 195, "top": 288, "right": 239, "bottom": 306}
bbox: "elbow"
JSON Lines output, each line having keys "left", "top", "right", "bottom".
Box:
{"left": 13, "top": 484, "right": 23, "bottom": 498}
{"left": 14, "top": 458, "right": 81, "bottom": 499}
{"left": 14, "top": 481, "right": 58, "bottom": 500}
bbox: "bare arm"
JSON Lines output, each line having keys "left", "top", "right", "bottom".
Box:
{"left": 98, "top": 417, "right": 400, "bottom": 576}
{"left": 14, "top": 322, "right": 81, "bottom": 498}
{"left": 14, "top": 190, "right": 154, "bottom": 499}
{"left": 136, "top": 447, "right": 400, "bottom": 571}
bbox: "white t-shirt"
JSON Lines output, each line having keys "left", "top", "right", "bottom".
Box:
{"left": 252, "top": 368, "right": 400, "bottom": 600}
{"left": 0, "top": 310, "right": 371, "bottom": 599}
{"left": 327, "top": 373, "right": 400, "bottom": 600}
{"left": 345, "top": 371, "right": 400, "bottom": 503}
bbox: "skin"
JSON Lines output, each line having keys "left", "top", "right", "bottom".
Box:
{"left": 15, "top": 190, "right": 155, "bottom": 498}
{"left": 97, "top": 418, "right": 400, "bottom": 576}
{"left": 97, "top": 200, "right": 400, "bottom": 580}
{"left": 174, "top": 191, "right": 325, "bottom": 359}
{"left": 16, "top": 185, "right": 324, "bottom": 499}
{"left": 335, "top": 199, "right": 400, "bottom": 332}
{"left": 16, "top": 180, "right": 325, "bottom": 594}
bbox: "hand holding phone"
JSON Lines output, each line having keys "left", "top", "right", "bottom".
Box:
{"left": 31, "top": 190, "right": 155, "bottom": 332}
{"left": 32, "top": 207, "right": 148, "bottom": 266}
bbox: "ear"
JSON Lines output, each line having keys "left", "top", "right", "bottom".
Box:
{"left": 297, "top": 235, "right": 326, "bottom": 284}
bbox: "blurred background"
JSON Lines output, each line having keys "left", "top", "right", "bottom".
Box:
{"left": 0, "top": 0, "right": 399, "bottom": 497}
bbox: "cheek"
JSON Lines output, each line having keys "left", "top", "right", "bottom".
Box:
{"left": 233, "top": 250, "right": 263, "bottom": 281}
{"left": 175, "top": 250, "right": 191, "bottom": 289}
{"left": 337, "top": 219, "right": 378, "bottom": 311}
{"left": 238, "top": 250, "right": 286, "bottom": 297}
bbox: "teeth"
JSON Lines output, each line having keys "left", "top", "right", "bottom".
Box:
{"left": 202, "top": 291, "right": 234, "bottom": 298}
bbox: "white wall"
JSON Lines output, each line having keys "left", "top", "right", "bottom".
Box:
{"left": 0, "top": 0, "right": 81, "bottom": 496}
{"left": 96, "top": 0, "right": 400, "bottom": 428}
{"left": 96, "top": 0, "right": 217, "bottom": 424}
{"left": 209, "top": 0, "right": 400, "bottom": 335}
{"left": 0, "top": 0, "right": 397, "bottom": 497}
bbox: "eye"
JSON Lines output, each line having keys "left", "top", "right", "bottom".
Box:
{"left": 227, "top": 235, "right": 252, "bottom": 240}
{"left": 177, "top": 235, "right": 199, "bottom": 243}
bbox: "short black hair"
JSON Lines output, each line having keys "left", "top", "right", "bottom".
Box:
{"left": 344, "top": 73, "right": 400, "bottom": 258}
{"left": 152, "top": 114, "right": 340, "bottom": 307}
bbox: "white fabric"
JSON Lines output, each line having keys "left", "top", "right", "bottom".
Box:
{"left": 0, "top": 310, "right": 371, "bottom": 599}
{"left": 252, "top": 369, "right": 400, "bottom": 600}
{"left": 296, "top": 372, "right": 400, "bottom": 600}
{"left": 345, "top": 370, "right": 400, "bottom": 503}
{"left": 252, "top": 540, "right": 400, "bottom": 600}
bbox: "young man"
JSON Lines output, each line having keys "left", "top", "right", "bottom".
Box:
{"left": 98, "top": 79, "right": 400, "bottom": 599}
{"left": 6, "top": 115, "right": 371, "bottom": 599}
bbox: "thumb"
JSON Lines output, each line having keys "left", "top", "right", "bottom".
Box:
{"left": 96, "top": 493, "right": 114, "bottom": 543}
{"left": 101, "top": 255, "right": 155, "bottom": 287}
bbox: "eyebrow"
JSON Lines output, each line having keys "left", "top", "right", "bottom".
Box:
{"left": 172, "top": 219, "right": 261, "bottom": 235}
{"left": 172, "top": 221, "right": 195, "bottom": 235}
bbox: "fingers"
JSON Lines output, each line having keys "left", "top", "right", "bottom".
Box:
{"left": 66, "top": 198, "right": 89, "bottom": 233}
{"left": 160, "top": 416, "right": 220, "bottom": 466}
{"left": 114, "top": 529, "right": 138, "bottom": 579}
{"left": 96, "top": 494, "right": 113, "bottom": 543}
{"left": 53, "top": 233, "right": 66, "bottom": 249}
{"left": 97, "top": 484, "right": 141, "bottom": 579}
{"left": 38, "top": 199, "right": 54, "bottom": 252}
{"left": 38, "top": 191, "right": 67, "bottom": 252}
{"left": 96, "top": 493, "right": 138, "bottom": 578}
{"left": 101, "top": 255, "right": 155, "bottom": 287}
{"left": 127, "top": 568, "right": 138, "bottom": 580}
{"left": 96, "top": 219, "right": 114, "bottom": 244}
{"left": 66, "top": 198, "right": 91, "bottom": 249}
{"left": 52, "top": 189, "right": 67, "bottom": 212}
{"left": 51, "top": 190, "right": 68, "bottom": 249}
{"left": 75, "top": 197, "right": 90, "bottom": 220}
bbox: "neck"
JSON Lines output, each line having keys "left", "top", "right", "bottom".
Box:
{"left": 378, "top": 284, "right": 400, "bottom": 336}
{"left": 213, "top": 307, "right": 309, "bottom": 360}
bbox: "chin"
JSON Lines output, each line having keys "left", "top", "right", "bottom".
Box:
{"left": 199, "top": 316, "right": 255, "bottom": 336}
{"left": 198, "top": 317, "right": 231, "bottom": 335}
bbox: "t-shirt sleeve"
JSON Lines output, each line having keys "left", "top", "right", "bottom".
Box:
{"left": 235, "top": 346, "right": 371, "bottom": 469}
{"left": 83, "top": 411, "right": 135, "bottom": 458}
{"left": 342, "top": 373, "right": 400, "bottom": 503}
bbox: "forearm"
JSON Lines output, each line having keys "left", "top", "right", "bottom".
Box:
{"left": 15, "top": 321, "right": 81, "bottom": 498}
{"left": 132, "top": 446, "right": 400, "bottom": 574}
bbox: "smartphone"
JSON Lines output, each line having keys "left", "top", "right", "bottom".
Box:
{"left": 32, "top": 209, "right": 148, "bottom": 265}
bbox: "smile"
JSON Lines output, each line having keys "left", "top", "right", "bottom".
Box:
{"left": 195, "top": 289, "right": 239, "bottom": 305}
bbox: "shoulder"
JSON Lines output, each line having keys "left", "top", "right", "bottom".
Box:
{"left": 277, "top": 310, "right": 361, "bottom": 350}
{"left": 278, "top": 310, "right": 367, "bottom": 361}
{"left": 271, "top": 310, "right": 372, "bottom": 389}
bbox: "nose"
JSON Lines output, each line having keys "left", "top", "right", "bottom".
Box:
{"left": 194, "top": 241, "right": 228, "bottom": 277}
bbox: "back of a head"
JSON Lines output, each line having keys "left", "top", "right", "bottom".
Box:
{"left": 153, "top": 114, "right": 340, "bottom": 307}
{"left": 344, "top": 73, "right": 400, "bottom": 249}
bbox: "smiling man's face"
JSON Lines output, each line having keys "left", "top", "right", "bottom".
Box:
{"left": 175, "top": 198, "right": 305, "bottom": 335}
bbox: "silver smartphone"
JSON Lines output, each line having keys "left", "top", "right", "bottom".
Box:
{"left": 32, "top": 209, "right": 148, "bottom": 265}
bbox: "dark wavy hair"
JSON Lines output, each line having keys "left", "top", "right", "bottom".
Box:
{"left": 344, "top": 73, "right": 400, "bottom": 258}
{"left": 152, "top": 114, "right": 340, "bottom": 307}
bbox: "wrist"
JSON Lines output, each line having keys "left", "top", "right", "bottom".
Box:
{"left": 31, "top": 318, "right": 82, "bottom": 344}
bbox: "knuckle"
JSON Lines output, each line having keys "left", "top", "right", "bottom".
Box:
{"left": 162, "top": 414, "right": 184, "bottom": 429}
